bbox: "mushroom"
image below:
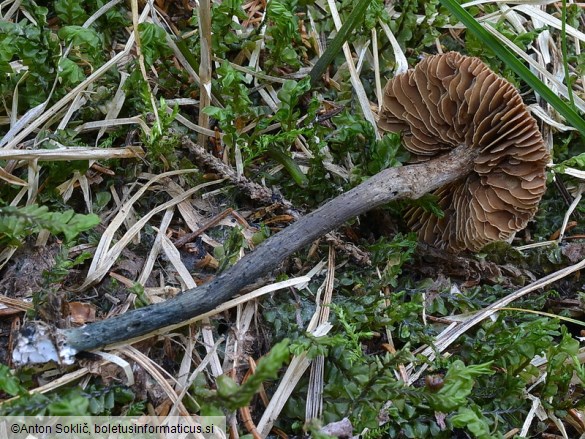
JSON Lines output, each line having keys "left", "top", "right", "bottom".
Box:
{"left": 378, "top": 52, "right": 549, "bottom": 252}
{"left": 14, "top": 53, "right": 552, "bottom": 361}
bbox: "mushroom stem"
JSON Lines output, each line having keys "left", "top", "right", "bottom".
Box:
{"left": 53, "top": 143, "right": 476, "bottom": 355}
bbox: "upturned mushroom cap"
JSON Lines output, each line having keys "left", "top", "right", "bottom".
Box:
{"left": 378, "top": 52, "right": 549, "bottom": 252}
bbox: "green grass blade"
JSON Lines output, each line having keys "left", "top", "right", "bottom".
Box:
{"left": 439, "top": 0, "right": 585, "bottom": 137}
{"left": 267, "top": 147, "right": 309, "bottom": 188}
{"left": 309, "top": 0, "right": 372, "bottom": 87}
{"left": 498, "top": 307, "right": 585, "bottom": 327}
{"left": 561, "top": 0, "right": 575, "bottom": 108}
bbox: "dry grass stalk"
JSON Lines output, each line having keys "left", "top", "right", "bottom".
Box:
{"left": 326, "top": 0, "right": 380, "bottom": 139}
{"left": 131, "top": 0, "right": 160, "bottom": 133}
{"left": 0, "top": 146, "right": 144, "bottom": 161}
{"left": 78, "top": 169, "right": 221, "bottom": 289}
{"left": 138, "top": 208, "right": 175, "bottom": 287}
{"left": 306, "top": 245, "right": 336, "bottom": 422}
{"left": 168, "top": 336, "right": 225, "bottom": 418}
{"left": 159, "top": 230, "right": 224, "bottom": 378}
{"left": 378, "top": 19, "right": 408, "bottom": 75}
{"left": 197, "top": 0, "right": 213, "bottom": 146}
{"left": 119, "top": 345, "right": 189, "bottom": 416}
{"left": 407, "top": 255, "right": 585, "bottom": 384}
{"left": 2, "top": 4, "right": 148, "bottom": 150}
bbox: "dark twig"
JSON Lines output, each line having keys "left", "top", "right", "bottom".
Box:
{"left": 185, "top": 138, "right": 298, "bottom": 215}
{"left": 185, "top": 138, "right": 367, "bottom": 261}
{"left": 174, "top": 208, "right": 234, "bottom": 248}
